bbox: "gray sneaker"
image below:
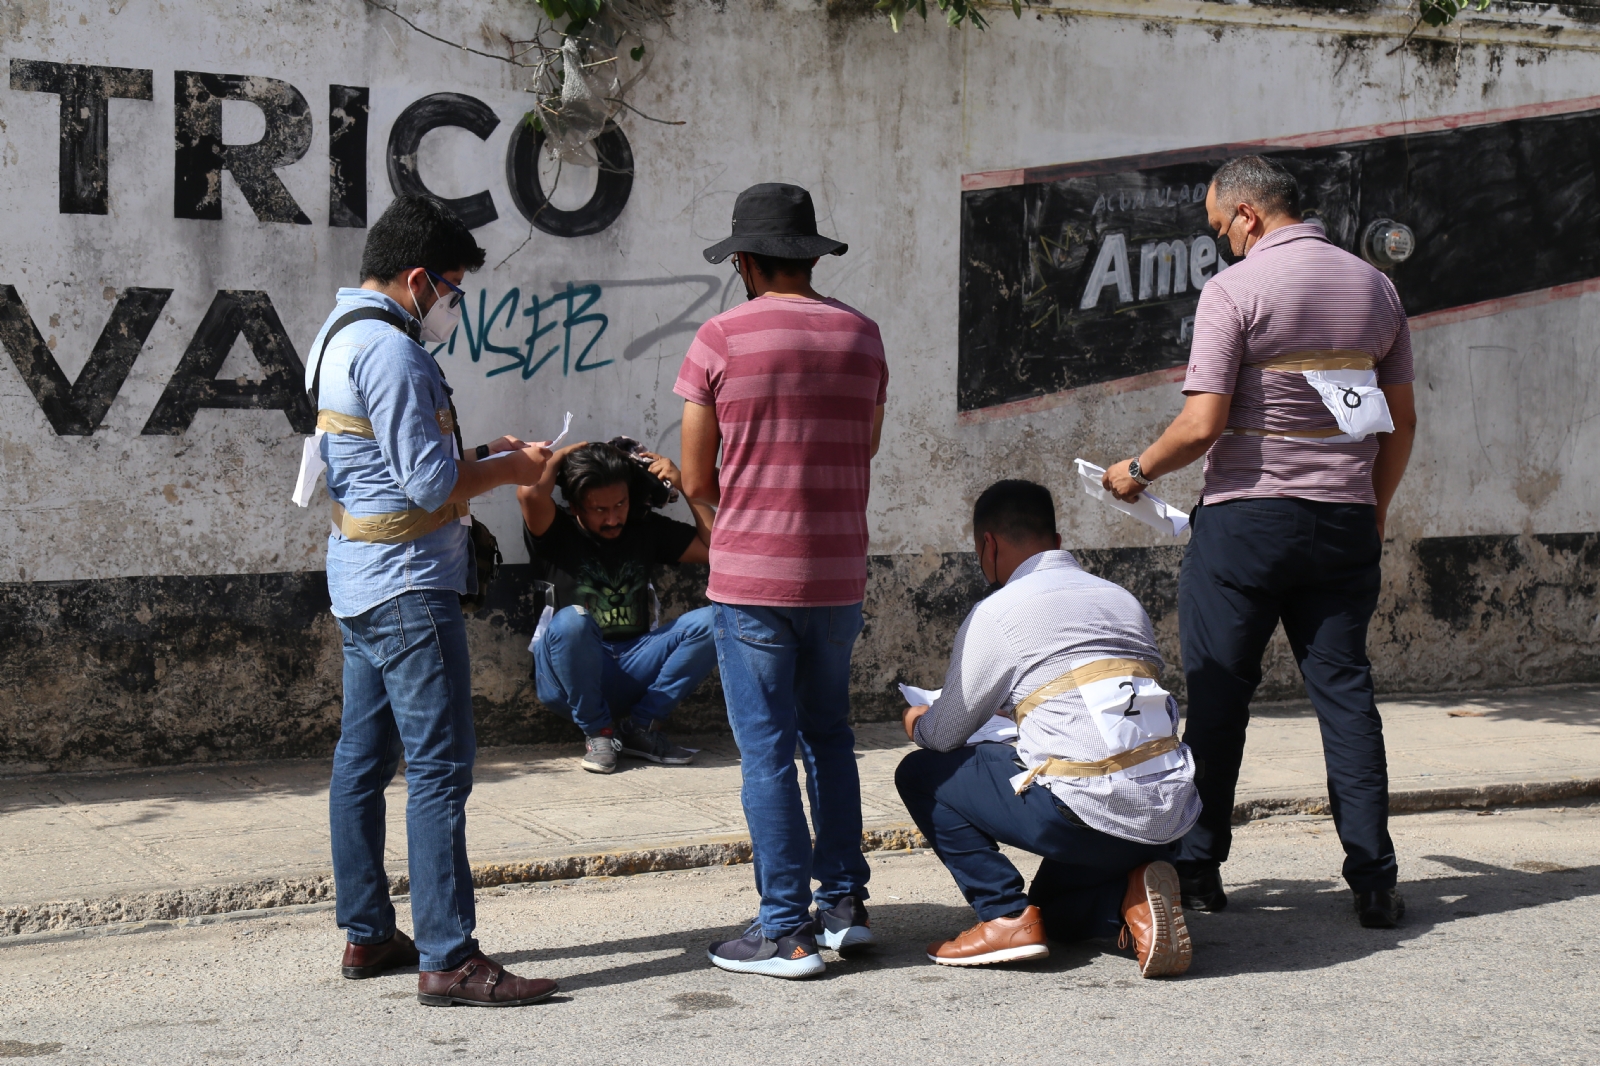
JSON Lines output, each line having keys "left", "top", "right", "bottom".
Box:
{"left": 618, "top": 717, "right": 696, "bottom": 766}
{"left": 707, "top": 921, "right": 825, "bottom": 979}
{"left": 581, "top": 733, "right": 621, "bottom": 774}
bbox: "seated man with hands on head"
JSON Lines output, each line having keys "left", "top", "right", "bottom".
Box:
{"left": 517, "top": 438, "right": 716, "bottom": 774}
{"left": 896, "top": 480, "right": 1202, "bottom": 978}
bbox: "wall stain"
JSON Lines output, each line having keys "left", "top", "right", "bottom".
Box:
{"left": 2, "top": 533, "right": 1597, "bottom": 771}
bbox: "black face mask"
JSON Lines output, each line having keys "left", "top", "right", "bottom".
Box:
{"left": 733, "top": 254, "right": 757, "bottom": 301}
{"left": 1215, "top": 211, "right": 1241, "bottom": 262}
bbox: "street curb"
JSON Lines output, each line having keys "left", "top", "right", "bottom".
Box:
{"left": 3, "top": 784, "right": 1595, "bottom": 940}
{"left": 1231, "top": 777, "right": 1600, "bottom": 822}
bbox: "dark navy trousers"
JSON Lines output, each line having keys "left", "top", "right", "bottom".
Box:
{"left": 896, "top": 743, "right": 1174, "bottom": 937}
{"left": 1175, "top": 496, "right": 1398, "bottom": 892}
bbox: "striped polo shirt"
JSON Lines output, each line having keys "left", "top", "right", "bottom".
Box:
{"left": 674, "top": 295, "right": 889, "bottom": 607}
{"left": 1185, "top": 223, "right": 1414, "bottom": 505}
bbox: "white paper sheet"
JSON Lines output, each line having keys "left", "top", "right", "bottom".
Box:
{"left": 898, "top": 683, "right": 1018, "bottom": 746}
{"left": 1074, "top": 458, "right": 1190, "bottom": 537}
{"left": 291, "top": 431, "right": 326, "bottom": 507}
{"left": 527, "top": 581, "right": 557, "bottom": 651}
{"left": 545, "top": 410, "right": 573, "bottom": 449}
{"left": 483, "top": 411, "right": 574, "bottom": 461}
{"left": 966, "top": 715, "right": 1020, "bottom": 746}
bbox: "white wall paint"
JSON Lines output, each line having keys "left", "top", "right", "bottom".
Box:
{"left": 1, "top": 0, "right": 1596, "bottom": 585}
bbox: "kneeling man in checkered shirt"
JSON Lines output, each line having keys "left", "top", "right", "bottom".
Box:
{"left": 897, "top": 479, "right": 1200, "bottom": 977}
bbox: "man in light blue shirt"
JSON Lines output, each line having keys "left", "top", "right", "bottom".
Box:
{"left": 310, "top": 195, "right": 558, "bottom": 1007}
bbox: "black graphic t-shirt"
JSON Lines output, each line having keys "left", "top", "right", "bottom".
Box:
{"left": 525, "top": 509, "right": 699, "bottom": 641}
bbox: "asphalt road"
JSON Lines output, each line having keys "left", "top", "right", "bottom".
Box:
{"left": 2, "top": 802, "right": 1596, "bottom": 1066}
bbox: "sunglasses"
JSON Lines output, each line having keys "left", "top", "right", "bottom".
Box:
{"left": 404, "top": 267, "right": 465, "bottom": 309}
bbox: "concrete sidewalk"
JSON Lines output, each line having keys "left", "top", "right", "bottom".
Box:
{"left": 3, "top": 684, "right": 1597, "bottom": 936}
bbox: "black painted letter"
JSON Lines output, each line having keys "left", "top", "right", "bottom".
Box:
{"left": 174, "top": 72, "right": 312, "bottom": 224}
{"left": 0, "top": 285, "right": 172, "bottom": 435}
{"left": 387, "top": 93, "right": 499, "bottom": 229}
{"left": 506, "top": 120, "right": 633, "bottom": 238}
{"left": 142, "top": 291, "right": 315, "bottom": 435}
{"left": 8, "top": 60, "right": 154, "bottom": 215}
{"left": 329, "top": 85, "right": 369, "bottom": 228}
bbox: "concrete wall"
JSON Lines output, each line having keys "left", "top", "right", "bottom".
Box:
{"left": 2, "top": 0, "right": 1597, "bottom": 770}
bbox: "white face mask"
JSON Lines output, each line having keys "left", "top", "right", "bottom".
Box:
{"left": 412, "top": 275, "right": 462, "bottom": 344}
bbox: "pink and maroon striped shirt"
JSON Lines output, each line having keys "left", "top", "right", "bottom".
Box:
{"left": 674, "top": 295, "right": 889, "bottom": 607}
{"left": 1185, "top": 223, "right": 1414, "bottom": 505}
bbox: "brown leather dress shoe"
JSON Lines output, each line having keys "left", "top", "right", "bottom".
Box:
{"left": 417, "top": 953, "right": 559, "bottom": 1007}
{"left": 342, "top": 930, "right": 421, "bottom": 979}
{"left": 926, "top": 905, "right": 1050, "bottom": 966}
{"left": 1119, "top": 861, "right": 1192, "bottom": 978}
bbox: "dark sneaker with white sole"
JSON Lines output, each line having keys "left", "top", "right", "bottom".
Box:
{"left": 809, "top": 895, "right": 875, "bottom": 952}
{"left": 708, "top": 921, "right": 825, "bottom": 979}
{"left": 581, "top": 733, "right": 621, "bottom": 774}
{"left": 618, "top": 716, "right": 696, "bottom": 765}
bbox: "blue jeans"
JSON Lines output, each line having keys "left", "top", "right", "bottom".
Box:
{"left": 1175, "top": 497, "right": 1397, "bottom": 892}
{"left": 896, "top": 744, "right": 1174, "bottom": 934}
{"left": 535, "top": 605, "right": 718, "bottom": 736}
{"left": 712, "top": 602, "right": 872, "bottom": 939}
{"left": 329, "top": 588, "right": 478, "bottom": 972}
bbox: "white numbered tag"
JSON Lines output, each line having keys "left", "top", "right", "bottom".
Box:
{"left": 1078, "top": 671, "right": 1176, "bottom": 753}
{"left": 1302, "top": 370, "right": 1395, "bottom": 440}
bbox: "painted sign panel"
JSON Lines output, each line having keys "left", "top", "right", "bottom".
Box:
{"left": 958, "top": 100, "right": 1600, "bottom": 413}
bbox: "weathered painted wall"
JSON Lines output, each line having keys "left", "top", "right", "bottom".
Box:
{"left": 2, "top": 0, "right": 1597, "bottom": 770}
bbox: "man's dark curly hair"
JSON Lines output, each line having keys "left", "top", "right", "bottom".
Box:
{"left": 360, "top": 195, "right": 487, "bottom": 282}
{"left": 557, "top": 442, "right": 639, "bottom": 514}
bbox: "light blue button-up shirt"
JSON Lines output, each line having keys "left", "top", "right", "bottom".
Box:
{"left": 306, "top": 288, "right": 468, "bottom": 618}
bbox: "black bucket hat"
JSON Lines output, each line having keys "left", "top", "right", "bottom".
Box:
{"left": 702, "top": 183, "right": 848, "bottom": 264}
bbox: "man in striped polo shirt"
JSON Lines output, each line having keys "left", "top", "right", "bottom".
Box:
{"left": 1103, "top": 156, "right": 1418, "bottom": 929}
{"left": 677, "top": 184, "right": 888, "bottom": 979}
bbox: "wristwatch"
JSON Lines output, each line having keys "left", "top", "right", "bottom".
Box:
{"left": 475, "top": 443, "right": 490, "bottom": 460}
{"left": 1127, "top": 457, "right": 1152, "bottom": 486}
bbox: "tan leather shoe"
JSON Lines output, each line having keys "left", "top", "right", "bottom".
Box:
{"left": 417, "top": 953, "right": 559, "bottom": 1007}
{"left": 926, "top": 905, "right": 1050, "bottom": 966}
{"left": 1119, "top": 861, "right": 1192, "bottom": 978}
{"left": 341, "top": 929, "right": 420, "bottom": 979}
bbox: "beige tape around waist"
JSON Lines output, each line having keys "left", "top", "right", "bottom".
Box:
{"left": 1226, "top": 350, "right": 1376, "bottom": 439}
{"left": 1008, "top": 657, "right": 1172, "bottom": 794}
{"left": 318, "top": 410, "right": 375, "bottom": 438}
{"left": 331, "top": 500, "right": 469, "bottom": 545}
{"left": 1225, "top": 425, "right": 1350, "bottom": 439}
{"left": 1256, "top": 350, "right": 1376, "bottom": 373}
{"left": 1012, "top": 735, "right": 1182, "bottom": 793}
{"left": 319, "top": 411, "right": 468, "bottom": 543}
{"left": 1011, "top": 657, "right": 1160, "bottom": 727}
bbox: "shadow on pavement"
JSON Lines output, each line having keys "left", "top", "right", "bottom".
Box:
{"left": 1184, "top": 856, "right": 1598, "bottom": 978}
{"left": 486, "top": 901, "right": 1126, "bottom": 991}
{"left": 473, "top": 855, "right": 1596, "bottom": 990}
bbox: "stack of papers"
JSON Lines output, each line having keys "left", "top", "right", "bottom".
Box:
{"left": 898, "top": 683, "right": 1019, "bottom": 747}
{"left": 1074, "top": 458, "right": 1190, "bottom": 537}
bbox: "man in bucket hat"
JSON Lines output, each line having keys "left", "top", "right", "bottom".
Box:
{"left": 676, "top": 183, "right": 889, "bottom": 978}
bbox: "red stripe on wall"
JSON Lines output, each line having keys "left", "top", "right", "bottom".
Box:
{"left": 1408, "top": 277, "right": 1600, "bottom": 332}
{"left": 961, "top": 95, "right": 1600, "bottom": 189}
{"left": 955, "top": 365, "right": 1188, "bottom": 425}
